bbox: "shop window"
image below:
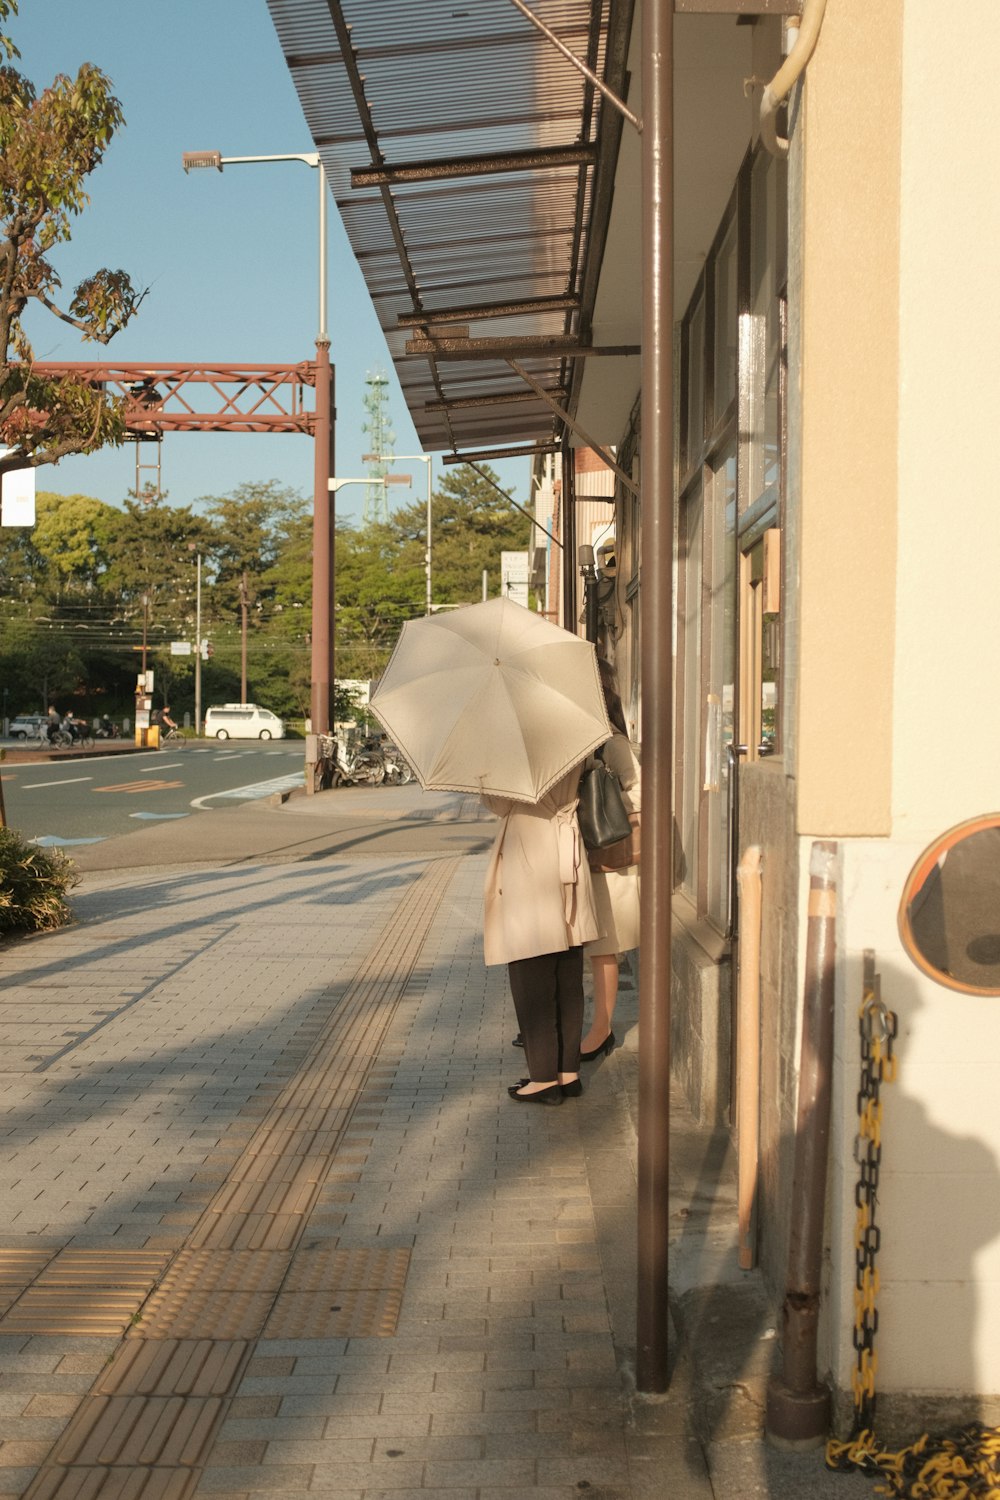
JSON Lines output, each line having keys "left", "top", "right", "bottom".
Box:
{"left": 683, "top": 290, "right": 706, "bottom": 478}
{"left": 674, "top": 142, "right": 787, "bottom": 932}
{"left": 713, "top": 214, "right": 739, "bottom": 431}
{"left": 747, "top": 149, "right": 786, "bottom": 513}
{"left": 739, "top": 528, "right": 781, "bottom": 762}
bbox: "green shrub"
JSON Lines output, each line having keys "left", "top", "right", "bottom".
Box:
{"left": 0, "top": 828, "right": 78, "bottom": 935}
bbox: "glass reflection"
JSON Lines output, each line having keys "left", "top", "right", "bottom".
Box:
{"left": 900, "top": 819, "right": 1000, "bottom": 994}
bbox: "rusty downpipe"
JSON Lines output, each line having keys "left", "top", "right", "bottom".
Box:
{"left": 636, "top": 0, "right": 674, "bottom": 1395}
{"left": 736, "top": 845, "right": 763, "bottom": 1270}
{"left": 766, "top": 839, "right": 837, "bottom": 1446}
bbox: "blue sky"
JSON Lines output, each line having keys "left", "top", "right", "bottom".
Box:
{"left": 13, "top": 0, "right": 524, "bottom": 524}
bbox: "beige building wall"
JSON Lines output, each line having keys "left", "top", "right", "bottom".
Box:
{"left": 795, "top": 0, "right": 902, "bottom": 836}
{"left": 816, "top": 1, "right": 1000, "bottom": 1408}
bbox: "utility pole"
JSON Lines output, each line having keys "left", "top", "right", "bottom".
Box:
{"left": 361, "top": 371, "right": 394, "bottom": 525}
{"left": 239, "top": 570, "right": 249, "bottom": 705}
{"left": 194, "top": 552, "right": 202, "bottom": 736}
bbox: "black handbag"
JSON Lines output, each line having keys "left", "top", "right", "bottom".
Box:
{"left": 577, "top": 747, "right": 632, "bottom": 850}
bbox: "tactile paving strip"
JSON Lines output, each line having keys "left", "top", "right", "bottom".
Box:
{"left": 263, "top": 1285, "right": 405, "bottom": 1339}
{"left": 39, "top": 1250, "right": 172, "bottom": 1288}
{"left": 24, "top": 1465, "right": 193, "bottom": 1498}
{"left": 0, "top": 1287, "right": 151, "bottom": 1338}
{"left": 0, "top": 1249, "right": 174, "bottom": 1337}
{"left": 19, "top": 858, "right": 457, "bottom": 1500}
{"left": 51, "top": 1395, "right": 224, "bottom": 1467}
{"left": 97, "top": 1340, "right": 252, "bottom": 1397}
{"left": 282, "top": 1244, "right": 411, "bottom": 1293}
{"left": 0, "top": 1247, "right": 56, "bottom": 1284}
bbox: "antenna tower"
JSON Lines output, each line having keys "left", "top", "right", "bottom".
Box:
{"left": 361, "top": 369, "right": 395, "bottom": 524}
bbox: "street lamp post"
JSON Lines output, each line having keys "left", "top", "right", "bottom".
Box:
{"left": 364, "top": 453, "right": 432, "bottom": 613}
{"left": 187, "top": 545, "right": 203, "bottom": 736}
{"left": 182, "top": 148, "right": 335, "bottom": 732}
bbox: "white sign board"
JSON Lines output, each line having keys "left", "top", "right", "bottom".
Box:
{"left": 170, "top": 641, "right": 192, "bottom": 656}
{"left": 0, "top": 458, "right": 36, "bottom": 527}
{"left": 501, "top": 550, "right": 530, "bottom": 608}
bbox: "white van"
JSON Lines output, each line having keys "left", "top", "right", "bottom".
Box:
{"left": 203, "top": 704, "right": 286, "bottom": 741}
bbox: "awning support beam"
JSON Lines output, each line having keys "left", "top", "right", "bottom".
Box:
{"left": 507, "top": 359, "right": 639, "bottom": 497}
{"left": 351, "top": 144, "right": 594, "bottom": 189}
{"left": 400, "top": 294, "right": 579, "bottom": 329}
{"left": 506, "top": 0, "right": 642, "bottom": 134}
{"left": 424, "top": 387, "right": 567, "bottom": 413}
{"left": 406, "top": 335, "right": 639, "bottom": 359}
{"left": 441, "top": 442, "right": 560, "bottom": 464}
{"left": 464, "top": 460, "right": 562, "bottom": 550}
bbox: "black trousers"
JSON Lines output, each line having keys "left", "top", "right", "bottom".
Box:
{"left": 508, "top": 947, "right": 584, "bottom": 1081}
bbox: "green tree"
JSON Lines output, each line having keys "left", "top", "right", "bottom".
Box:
{"left": 200, "top": 480, "right": 307, "bottom": 615}
{"left": 334, "top": 519, "right": 423, "bottom": 681}
{"left": 0, "top": 507, "right": 48, "bottom": 600}
{"left": 0, "top": 0, "right": 146, "bottom": 478}
{"left": 391, "top": 463, "right": 531, "bottom": 606}
{"left": 30, "top": 490, "right": 122, "bottom": 590}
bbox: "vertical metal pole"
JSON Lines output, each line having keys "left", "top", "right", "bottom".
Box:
{"left": 194, "top": 552, "right": 202, "bottom": 737}
{"left": 312, "top": 340, "right": 334, "bottom": 734}
{"left": 317, "top": 162, "right": 328, "bottom": 341}
{"left": 426, "top": 457, "right": 433, "bottom": 615}
{"left": 311, "top": 160, "right": 335, "bottom": 735}
{"left": 240, "top": 569, "right": 249, "bottom": 705}
{"left": 766, "top": 842, "right": 836, "bottom": 1447}
{"left": 637, "top": 0, "right": 674, "bottom": 1395}
{"left": 561, "top": 438, "right": 577, "bottom": 631}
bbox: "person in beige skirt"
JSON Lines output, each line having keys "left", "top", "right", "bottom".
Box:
{"left": 580, "top": 659, "right": 641, "bottom": 1060}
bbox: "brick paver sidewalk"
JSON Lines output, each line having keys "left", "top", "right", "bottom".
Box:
{"left": 0, "top": 814, "right": 870, "bottom": 1500}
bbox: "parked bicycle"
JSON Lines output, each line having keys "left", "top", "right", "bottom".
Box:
{"left": 382, "top": 745, "right": 414, "bottom": 785}
{"left": 313, "top": 732, "right": 340, "bottom": 792}
{"left": 338, "top": 742, "right": 387, "bottom": 787}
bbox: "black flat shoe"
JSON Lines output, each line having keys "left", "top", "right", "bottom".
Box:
{"left": 512, "top": 1033, "right": 524, "bottom": 1047}
{"left": 560, "top": 1079, "right": 583, "bottom": 1098}
{"left": 580, "top": 1031, "right": 616, "bottom": 1062}
{"left": 507, "top": 1081, "right": 563, "bottom": 1106}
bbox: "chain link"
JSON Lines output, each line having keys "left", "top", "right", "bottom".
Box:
{"left": 827, "top": 954, "right": 896, "bottom": 1471}
{"left": 828, "top": 957, "right": 1000, "bottom": 1495}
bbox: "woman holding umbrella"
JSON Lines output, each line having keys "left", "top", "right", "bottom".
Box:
{"left": 482, "top": 763, "right": 600, "bottom": 1105}
{"left": 368, "top": 598, "right": 614, "bottom": 1104}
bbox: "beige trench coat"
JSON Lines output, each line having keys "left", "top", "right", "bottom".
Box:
{"left": 482, "top": 765, "right": 601, "bottom": 966}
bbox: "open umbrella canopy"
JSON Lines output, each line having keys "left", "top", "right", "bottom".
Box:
{"left": 370, "top": 598, "right": 610, "bottom": 804}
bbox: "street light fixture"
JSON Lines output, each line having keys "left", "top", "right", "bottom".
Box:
{"left": 330, "top": 475, "right": 411, "bottom": 496}
{"left": 182, "top": 147, "right": 335, "bottom": 734}
{"left": 364, "top": 453, "right": 433, "bottom": 614}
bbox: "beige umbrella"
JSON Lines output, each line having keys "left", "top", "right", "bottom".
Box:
{"left": 369, "top": 597, "right": 610, "bottom": 804}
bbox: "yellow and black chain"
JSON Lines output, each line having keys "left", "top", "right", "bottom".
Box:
{"left": 827, "top": 955, "right": 1000, "bottom": 1498}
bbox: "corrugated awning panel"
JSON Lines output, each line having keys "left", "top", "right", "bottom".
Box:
{"left": 267, "top": 0, "right": 612, "bottom": 455}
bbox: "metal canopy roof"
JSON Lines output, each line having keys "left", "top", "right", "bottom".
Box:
{"left": 266, "top": 0, "right": 629, "bottom": 456}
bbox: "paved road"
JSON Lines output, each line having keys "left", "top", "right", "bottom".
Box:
{"left": 1, "top": 741, "right": 307, "bottom": 846}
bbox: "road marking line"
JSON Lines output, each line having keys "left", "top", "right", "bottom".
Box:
{"left": 190, "top": 771, "right": 304, "bottom": 809}
{"left": 93, "top": 779, "right": 185, "bottom": 794}
{"left": 21, "top": 776, "right": 94, "bottom": 789}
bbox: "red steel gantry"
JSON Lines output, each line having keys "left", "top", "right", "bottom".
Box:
{"left": 33, "top": 358, "right": 337, "bottom": 735}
